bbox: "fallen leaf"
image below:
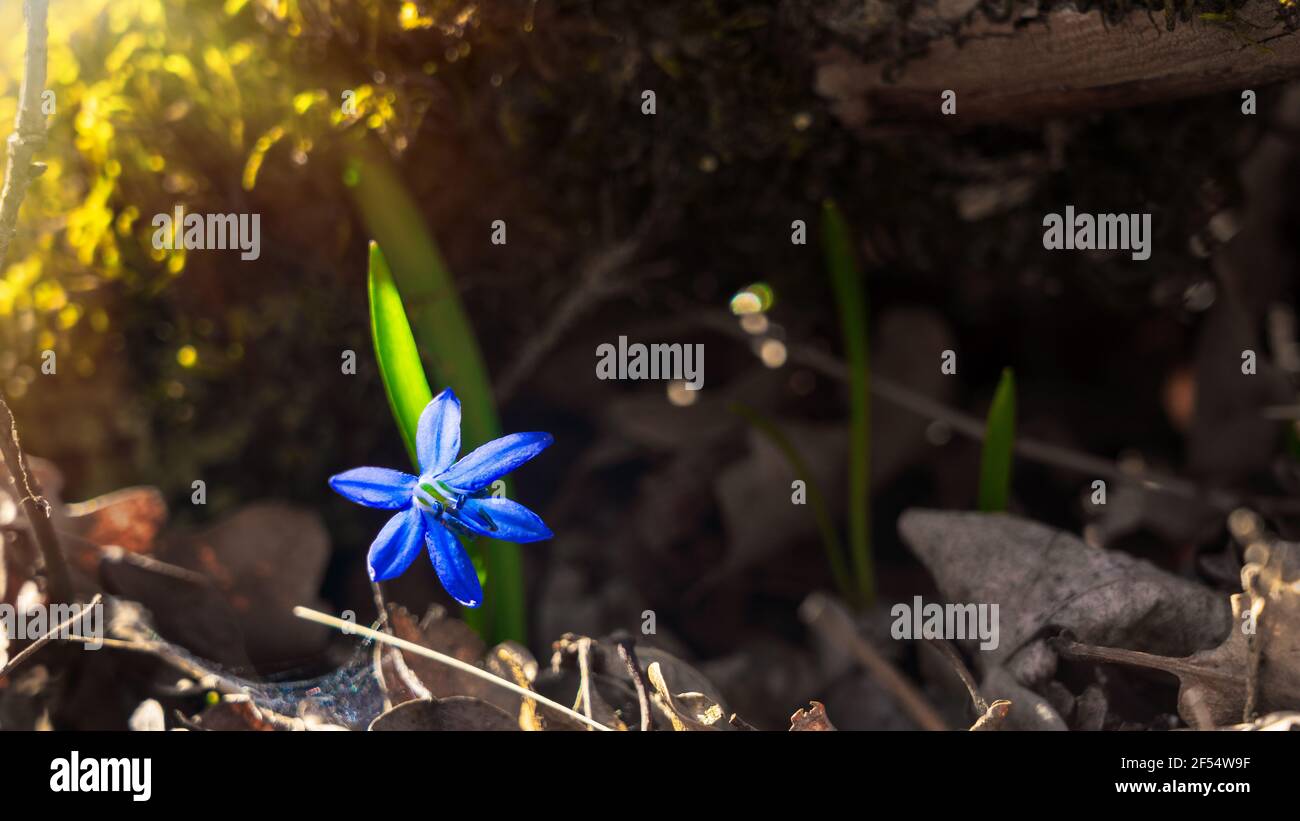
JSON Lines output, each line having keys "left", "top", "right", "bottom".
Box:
{"left": 368, "top": 697, "right": 519, "bottom": 731}
{"left": 383, "top": 603, "right": 485, "bottom": 699}
{"left": 789, "top": 701, "right": 836, "bottom": 731}
{"left": 64, "top": 487, "right": 167, "bottom": 571}
{"left": 1057, "top": 538, "right": 1300, "bottom": 728}
{"left": 646, "top": 661, "right": 726, "bottom": 730}
{"left": 1225, "top": 711, "right": 1300, "bottom": 731}
{"left": 99, "top": 548, "right": 252, "bottom": 670}
{"left": 161, "top": 504, "right": 331, "bottom": 666}
{"left": 898, "top": 510, "right": 1232, "bottom": 682}
{"left": 969, "top": 699, "right": 1011, "bottom": 731}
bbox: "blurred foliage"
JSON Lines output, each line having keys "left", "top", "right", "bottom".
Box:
{"left": 4, "top": 0, "right": 388, "bottom": 362}
{"left": 0, "top": 0, "right": 828, "bottom": 519}
{"left": 0, "top": 0, "right": 492, "bottom": 506}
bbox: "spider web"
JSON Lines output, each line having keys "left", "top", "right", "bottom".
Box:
{"left": 158, "top": 632, "right": 390, "bottom": 730}
{"left": 243, "top": 641, "right": 388, "bottom": 730}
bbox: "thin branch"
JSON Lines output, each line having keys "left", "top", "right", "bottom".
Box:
{"left": 799, "top": 592, "right": 948, "bottom": 731}
{"left": 0, "top": 2, "right": 63, "bottom": 605}
{"left": 923, "top": 637, "right": 987, "bottom": 715}
{"left": 0, "top": 396, "right": 70, "bottom": 603}
{"left": 696, "top": 309, "right": 1300, "bottom": 517}
{"left": 494, "top": 200, "right": 667, "bottom": 404}
{"left": 1052, "top": 638, "right": 1241, "bottom": 687}
{"left": 0, "top": 0, "right": 50, "bottom": 268}
{"left": 0, "top": 594, "right": 100, "bottom": 679}
{"left": 613, "top": 632, "right": 657, "bottom": 731}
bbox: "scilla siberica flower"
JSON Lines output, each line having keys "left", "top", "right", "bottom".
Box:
{"left": 329, "top": 388, "right": 552, "bottom": 607}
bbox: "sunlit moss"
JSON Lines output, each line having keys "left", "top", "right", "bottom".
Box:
{"left": 0, "top": 0, "right": 477, "bottom": 376}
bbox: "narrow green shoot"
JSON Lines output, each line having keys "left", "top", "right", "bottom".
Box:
{"left": 821, "top": 199, "right": 874, "bottom": 608}
{"left": 978, "top": 367, "right": 1016, "bottom": 512}
{"left": 368, "top": 242, "right": 433, "bottom": 467}
{"left": 729, "top": 402, "right": 853, "bottom": 602}
{"left": 352, "top": 144, "right": 525, "bottom": 644}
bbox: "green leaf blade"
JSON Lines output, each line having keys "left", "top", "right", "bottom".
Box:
{"left": 368, "top": 241, "right": 433, "bottom": 468}
{"left": 352, "top": 144, "right": 524, "bottom": 643}
{"left": 821, "top": 199, "right": 874, "bottom": 608}
{"left": 978, "top": 367, "right": 1017, "bottom": 513}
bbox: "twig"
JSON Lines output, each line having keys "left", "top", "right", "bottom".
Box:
{"left": 1052, "top": 638, "right": 1240, "bottom": 686}
{"left": 613, "top": 632, "right": 657, "bottom": 731}
{"left": 494, "top": 199, "right": 667, "bottom": 404}
{"left": 729, "top": 401, "right": 853, "bottom": 602}
{"left": 370, "top": 580, "right": 391, "bottom": 632}
{"left": 0, "top": 396, "right": 70, "bottom": 604}
{"left": 0, "top": 0, "right": 49, "bottom": 269}
{"left": 293, "top": 605, "right": 612, "bottom": 732}
{"left": 63, "top": 633, "right": 252, "bottom": 697}
{"left": 799, "top": 592, "right": 948, "bottom": 731}
{"left": 923, "top": 638, "right": 987, "bottom": 714}
{"left": 0, "top": 2, "right": 63, "bottom": 606}
{"left": 696, "top": 309, "right": 1300, "bottom": 517}
{"left": 575, "top": 635, "right": 595, "bottom": 723}
{"left": 0, "top": 593, "right": 100, "bottom": 679}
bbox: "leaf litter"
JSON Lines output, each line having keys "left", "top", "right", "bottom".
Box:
{"left": 6, "top": 424, "right": 1300, "bottom": 731}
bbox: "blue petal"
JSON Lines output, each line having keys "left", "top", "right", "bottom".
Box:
{"left": 439, "top": 432, "right": 553, "bottom": 493}
{"left": 368, "top": 507, "right": 425, "bottom": 581}
{"left": 424, "top": 517, "right": 483, "bottom": 608}
{"left": 329, "top": 467, "right": 417, "bottom": 509}
{"left": 416, "top": 388, "right": 462, "bottom": 475}
{"left": 452, "top": 497, "right": 553, "bottom": 543}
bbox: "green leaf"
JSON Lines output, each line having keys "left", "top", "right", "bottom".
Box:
{"left": 352, "top": 142, "right": 525, "bottom": 643}
{"left": 729, "top": 402, "right": 853, "bottom": 602}
{"left": 821, "top": 199, "right": 873, "bottom": 608}
{"left": 368, "top": 242, "right": 433, "bottom": 467}
{"left": 978, "top": 367, "right": 1016, "bottom": 512}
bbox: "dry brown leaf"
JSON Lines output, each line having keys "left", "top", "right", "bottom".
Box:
{"left": 485, "top": 641, "right": 561, "bottom": 731}
{"left": 65, "top": 486, "right": 168, "bottom": 571}
{"left": 1223, "top": 711, "right": 1300, "bottom": 731}
{"left": 162, "top": 503, "right": 332, "bottom": 665}
{"left": 99, "top": 548, "right": 252, "bottom": 670}
{"left": 1058, "top": 539, "right": 1300, "bottom": 728}
{"left": 899, "top": 510, "right": 1233, "bottom": 682}
{"left": 789, "top": 701, "right": 836, "bottom": 731}
{"left": 384, "top": 603, "right": 485, "bottom": 699}
{"left": 969, "top": 700, "right": 1011, "bottom": 731}
{"left": 646, "top": 661, "right": 725, "bottom": 730}
{"left": 382, "top": 603, "right": 579, "bottom": 730}
{"left": 368, "top": 697, "right": 519, "bottom": 731}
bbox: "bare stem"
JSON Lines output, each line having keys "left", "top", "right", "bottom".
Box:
{"left": 0, "top": 593, "right": 98, "bottom": 678}
{"left": 0, "top": 396, "right": 70, "bottom": 603}
{"left": 0, "top": 0, "right": 50, "bottom": 268}
{"left": 799, "top": 592, "right": 948, "bottom": 731}
{"left": 0, "top": 2, "right": 61, "bottom": 604}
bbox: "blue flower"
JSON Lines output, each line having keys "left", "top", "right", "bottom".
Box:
{"left": 329, "top": 388, "right": 553, "bottom": 607}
